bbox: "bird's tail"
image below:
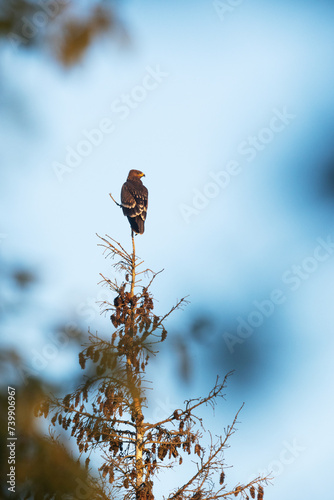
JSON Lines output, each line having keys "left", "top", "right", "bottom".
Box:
{"left": 128, "top": 216, "right": 145, "bottom": 235}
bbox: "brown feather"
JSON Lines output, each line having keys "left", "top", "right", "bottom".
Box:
{"left": 120, "top": 170, "right": 148, "bottom": 234}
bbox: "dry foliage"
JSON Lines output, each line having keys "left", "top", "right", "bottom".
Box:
{"left": 36, "top": 234, "right": 270, "bottom": 499}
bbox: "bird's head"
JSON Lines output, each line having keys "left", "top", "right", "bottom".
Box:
{"left": 128, "top": 169, "right": 145, "bottom": 180}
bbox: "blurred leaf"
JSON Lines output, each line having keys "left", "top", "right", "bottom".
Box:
{"left": 0, "top": 353, "right": 104, "bottom": 499}
{"left": 13, "top": 269, "right": 37, "bottom": 288}
{"left": 0, "top": 0, "right": 128, "bottom": 66}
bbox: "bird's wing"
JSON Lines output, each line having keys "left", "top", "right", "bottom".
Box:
{"left": 121, "top": 182, "right": 136, "bottom": 209}
{"left": 140, "top": 186, "right": 148, "bottom": 220}
{"left": 121, "top": 181, "right": 148, "bottom": 218}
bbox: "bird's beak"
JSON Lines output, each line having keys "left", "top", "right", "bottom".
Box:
{"left": 141, "top": 173, "right": 145, "bottom": 177}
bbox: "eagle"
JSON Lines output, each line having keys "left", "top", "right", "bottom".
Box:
{"left": 121, "top": 170, "right": 148, "bottom": 234}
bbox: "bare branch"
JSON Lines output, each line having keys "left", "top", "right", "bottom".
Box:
{"left": 109, "top": 193, "right": 123, "bottom": 208}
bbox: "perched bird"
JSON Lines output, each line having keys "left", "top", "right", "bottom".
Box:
{"left": 121, "top": 170, "right": 148, "bottom": 234}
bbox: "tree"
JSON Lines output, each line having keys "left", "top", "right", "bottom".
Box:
{"left": 36, "top": 228, "right": 270, "bottom": 500}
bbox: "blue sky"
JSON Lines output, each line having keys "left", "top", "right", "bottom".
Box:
{"left": 2, "top": 1, "right": 334, "bottom": 498}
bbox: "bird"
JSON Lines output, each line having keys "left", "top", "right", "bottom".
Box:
{"left": 121, "top": 170, "right": 148, "bottom": 235}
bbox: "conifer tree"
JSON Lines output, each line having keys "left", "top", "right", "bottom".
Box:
{"left": 36, "top": 231, "right": 270, "bottom": 500}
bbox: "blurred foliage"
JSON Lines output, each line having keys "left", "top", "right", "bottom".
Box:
{"left": 0, "top": 0, "right": 128, "bottom": 66}
{"left": 169, "top": 312, "right": 281, "bottom": 395}
{"left": 318, "top": 157, "right": 334, "bottom": 201}
{"left": 0, "top": 260, "right": 96, "bottom": 497}
{"left": 0, "top": 367, "right": 103, "bottom": 499}
{"left": 12, "top": 269, "right": 37, "bottom": 289}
